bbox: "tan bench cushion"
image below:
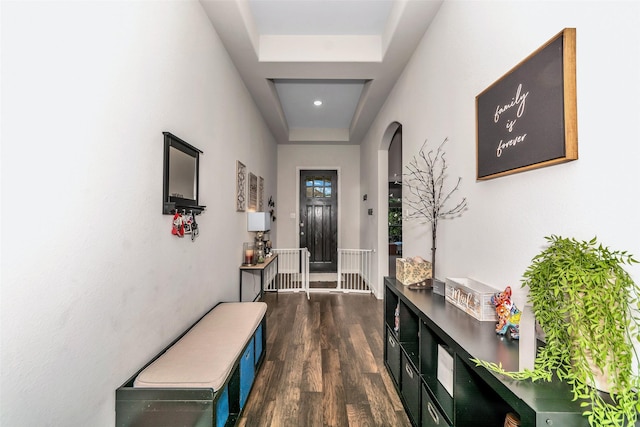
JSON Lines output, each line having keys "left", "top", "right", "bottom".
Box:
{"left": 134, "top": 302, "right": 267, "bottom": 391}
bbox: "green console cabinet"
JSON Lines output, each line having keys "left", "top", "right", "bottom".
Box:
{"left": 383, "top": 277, "right": 587, "bottom": 427}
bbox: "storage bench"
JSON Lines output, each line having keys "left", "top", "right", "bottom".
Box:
{"left": 116, "top": 302, "right": 267, "bottom": 427}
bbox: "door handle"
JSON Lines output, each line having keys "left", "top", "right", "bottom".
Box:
{"left": 405, "top": 362, "right": 414, "bottom": 379}
{"left": 427, "top": 401, "right": 440, "bottom": 424}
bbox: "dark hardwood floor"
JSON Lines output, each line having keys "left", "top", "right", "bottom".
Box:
{"left": 238, "top": 291, "right": 412, "bottom": 427}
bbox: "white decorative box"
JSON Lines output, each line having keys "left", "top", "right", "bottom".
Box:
{"left": 445, "top": 277, "right": 499, "bottom": 322}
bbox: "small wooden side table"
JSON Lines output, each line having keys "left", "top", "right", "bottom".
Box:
{"left": 239, "top": 254, "right": 278, "bottom": 301}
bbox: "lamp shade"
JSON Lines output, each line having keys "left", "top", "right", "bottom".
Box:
{"left": 247, "top": 212, "right": 271, "bottom": 232}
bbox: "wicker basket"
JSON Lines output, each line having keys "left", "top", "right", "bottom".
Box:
{"left": 504, "top": 412, "right": 520, "bottom": 427}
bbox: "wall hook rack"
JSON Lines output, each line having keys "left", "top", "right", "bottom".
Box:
{"left": 167, "top": 204, "right": 206, "bottom": 216}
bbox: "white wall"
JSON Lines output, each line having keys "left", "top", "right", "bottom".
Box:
{"left": 1, "top": 1, "right": 276, "bottom": 426}
{"left": 276, "top": 145, "right": 361, "bottom": 251}
{"left": 361, "top": 0, "right": 640, "bottom": 299}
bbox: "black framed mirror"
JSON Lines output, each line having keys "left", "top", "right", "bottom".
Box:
{"left": 162, "top": 132, "right": 205, "bottom": 215}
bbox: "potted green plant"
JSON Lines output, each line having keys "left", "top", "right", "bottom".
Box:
{"left": 473, "top": 235, "right": 640, "bottom": 426}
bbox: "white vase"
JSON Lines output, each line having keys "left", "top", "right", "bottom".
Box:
{"left": 518, "top": 304, "right": 536, "bottom": 371}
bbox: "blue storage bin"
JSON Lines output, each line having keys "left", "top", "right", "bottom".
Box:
{"left": 254, "top": 324, "right": 263, "bottom": 364}
{"left": 215, "top": 385, "right": 229, "bottom": 427}
{"left": 239, "top": 340, "right": 255, "bottom": 409}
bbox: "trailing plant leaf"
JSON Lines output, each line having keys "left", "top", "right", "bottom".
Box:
{"left": 472, "top": 236, "right": 640, "bottom": 427}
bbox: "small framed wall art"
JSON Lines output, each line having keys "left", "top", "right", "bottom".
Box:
{"left": 248, "top": 172, "right": 258, "bottom": 211}
{"left": 258, "top": 176, "right": 264, "bottom": 211}
{"left": 476, "top": 28, "right": 578, "bottom": 180}
{"left": 236, "top": 160, "right": 246, "bottom": 212}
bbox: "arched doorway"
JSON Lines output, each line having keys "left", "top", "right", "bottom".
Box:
{"left": 376, "top": 121, "right": 403, "bottom": 290}
{"left": 387, "top": 126, "right": 402, "bottom": 276}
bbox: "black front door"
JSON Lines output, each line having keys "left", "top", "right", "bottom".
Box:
{"left": 299, "top": 170, "right": 338, "bottom": 272}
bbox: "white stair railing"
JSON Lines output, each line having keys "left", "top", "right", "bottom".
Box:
{"left": 337, "top": 249, "right": 373, "bottom": 293}
{"left": 270, "top": 248, "right": 310, "bottom": 299}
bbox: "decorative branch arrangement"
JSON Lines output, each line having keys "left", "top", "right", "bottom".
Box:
{"left": 403, "top": 138, "right": 468, "bottom": 283}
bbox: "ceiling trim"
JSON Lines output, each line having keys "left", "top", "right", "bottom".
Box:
{"left": 199, "top": 0, "right": 444, "bottom": 144}
{"left": 259, "top": 35, "right": 383, "bottom": 62}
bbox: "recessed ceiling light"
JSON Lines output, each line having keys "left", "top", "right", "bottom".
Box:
{"left": 313, "top": 100, "right": 323, "bottom": 106}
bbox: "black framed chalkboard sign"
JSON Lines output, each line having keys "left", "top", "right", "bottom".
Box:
{"left": 476, "top": 28, "right": 578, "bottom": 180}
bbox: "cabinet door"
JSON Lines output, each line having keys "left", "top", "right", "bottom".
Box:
{"left": 216, "top": 385, "right": 229, "bottom": 427}
{"left": 421, "top": 384, "right": 451, "bottom": 427}
{"left": 254, "top": 324, "right": 263, "bottom": 365}
{"left": 386, "top": 327, "right": 401, "bottom": 386}
{"left": 401, "top": 352, "right": 421, "bottom": 426}
{"left": 239, "top": 340, "right": 255, "bottom": 409}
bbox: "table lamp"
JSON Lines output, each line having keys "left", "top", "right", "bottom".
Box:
{"left": 247, "top": 212, "right": 271, "bottom": 263}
